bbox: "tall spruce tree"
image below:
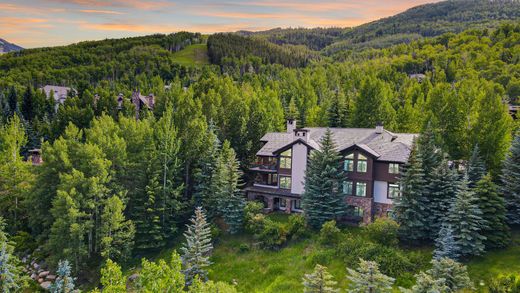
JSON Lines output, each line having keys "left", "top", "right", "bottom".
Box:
{"left": 346, "top": 259, "right": 394, "bottom": 293}
{"left": 501, "top": 133, "right": 520, "bottom": 224}
{"left": 434, "top": 223, "right": 460, "bottom": 260}
{"left": 0, "top": 242, "right": 18, "bottom": 292}
{"left": 467, "top": 145, "right": 486, "bottom": 188}
{"left": 448, "top": 175, "right": 487, "bottom": 257}
{"left": 474, "top": 174, "right": 510, "bottom": 249}
{"left": 302, "top": 264, "right": 339, "bottom": 293}
{"left": 50, "top": 260, "right": 75, "bottom": 293}
{"left": 212, "top": 140, "right": 245, "bottom": 234}
{"left": 193, "top": 122, "right": 221, "bottom": 211}
{"left": 181, "top": 207, "right": 213, "bottom": 285}
{"left": 394, "top": 142, "right": 429, "bottom": 243}
{"left": 302, "top": 129, "right": 348, "bottom": 228}
{"left": 428, "top": 155, "right": 459, "bottom": 237}
{"left": 400, "top": 272, "right": 449, "bottom": 293}
{"left": 426, "top": 258, "right": 473, "bottom": 292}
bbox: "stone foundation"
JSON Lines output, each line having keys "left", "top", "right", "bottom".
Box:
{"left": 345, "top": 196, "right": 373, "bottom": 224}
{"left": 373, "top": 202, "right": 393, "bottom": 219}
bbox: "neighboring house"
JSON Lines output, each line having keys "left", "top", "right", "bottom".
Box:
{"left": 28, "top": 149, "right": 43, "bottom": 166}
{"left": 510, "top": 104, "right": 520, "bottom": 120}
{"left": 40, "top": 85, "right": 76, "bottom": 111}
{"left": 131, "top": 90, "right": 155, "bottom": 119}
{"left": 245, "top": 119, "right": 417, "bottom": 224}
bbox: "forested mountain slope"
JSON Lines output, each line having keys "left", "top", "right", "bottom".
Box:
{"left": 238, "top": 0, "right": 520, "bottom": 52}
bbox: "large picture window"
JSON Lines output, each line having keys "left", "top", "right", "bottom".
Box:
{"left": 343, "top": 180, "right": 353, "bottom": 195}
{"left": 279, "top": 149, "right": 292, "bottom": 169}
{"left": 388, "top": 183, "right": 400, "bottom": 199}
{"left": 344, "top": 153, "right": 354, "bottom": 172}
{"left": 356, "top": 182, "right": 367, "bottom": 197}
{"left": 279, "top": 176, "right": 292, "bottom": 189}
{"left": 357, "top": 154, "right": 367, "bottom": 172}
{"left": 389, "top": 163, "right": 400, "bottom": 174}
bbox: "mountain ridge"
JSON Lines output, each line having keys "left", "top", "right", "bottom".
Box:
{"left": 0, "top": 38, "right": 23, "bottom": 53}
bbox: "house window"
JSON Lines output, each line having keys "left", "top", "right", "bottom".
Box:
{"left": 279, "top": 149, "right": 292, "bottom": 169}
{"left": 342, "top": 180, "right": 353, "bottom": 195}
{"left": 357, "top": 154, "right": 367, "bottom": 172}
{"left": 354, "top": 206, "right": 364, "bottom": 218}
{"left": 279, "top": 198, "right": 287, "bottom": 208}
{"left": 388, "top": 183, "right": 400, "bottom": 199}
{"left": 293, "top": 200, "right": 302, "bottom": 210}
{"left": 344, "top": 153, "right": 354, "bottom": 172}
{"left": 279, "top": 176, "right": 292, "bottom": 189}
{"left": 389, "top": 163, "right": 400, "bottom": 174}
{"left": 356, "top": 182, "right": 367, "bottom": 197}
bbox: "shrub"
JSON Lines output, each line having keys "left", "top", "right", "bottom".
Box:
{"left": 246, "top": 213, "right": 266, "bottom": 235}
{"left": 287, "top": 214, "right": 307, "bottom": 240}
{"left": 488, "top": 273, "right": 520, "bottom": 293}
{"left": 364, "top": 218, "right": 399, "bottom": 246}
{"left": 258, "top": 219, "right": 288, "bottom": 250}
{"left": 319, "top": 220, "right": 341, "bottom": 245}
{"left": 238, "top": 243, "right": 250, "bottom": 253}
{"left": 244, "top": 201, "right": 264, "bottom": 218}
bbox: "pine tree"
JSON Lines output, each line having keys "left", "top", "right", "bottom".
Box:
{"left": 394, "top": 142, "right": 429, "bottom": 243}
{"left": 467, "top": 145, "right": 486, "bottom": 188}
{"left": 181, "top": 207, "right": 213, "bottom": 285}
{"left": 212, "top": 140, "right": 245, "bottom": 233}
{"left": 426, "top": 258, "right": 473, "bottom": 292}
{"left": 99, "top": 259, "right": 126, "bottom": 293}
{"left": 286, "top": 97, "right": 299, "bottom": 120}
{"left": 448, "top": 175, "right": 487, "bottom": 257}
{"left": 50, "top": 260, "right": 75, "bottom": 293}
{"left": 428, "top": 155, "right": 459, "bottom": 237}
{"left": 193, "top": 122, "right": 221, "bottom": 210}
{"left": 302, "top": 264, "right": 339, "bottom": 293}
{"left": 0, "top": 242, "right": 18, "bottom": 293}
{"left": 302, "top": 129, "right": 349, "bottom": 228}
{"left": 474, "top": 174, "right": 510, "bottom": 249}
{"left": 100, "top": 195, "right": 135, "bottom": 262}
{"left": 434, "top": 223, "right": 460, "bottom": 260}
{"left": 502, "top": 133, "right": 520, "bottom": 224}
{"left": 346, "top": 259, "right": 394, "bottom": 293}
{"left": 400, "top": 272, "right": 449, "bottom": 293}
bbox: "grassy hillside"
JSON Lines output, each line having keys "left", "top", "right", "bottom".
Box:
{"left": 172, "top": 43, "right": 209, "bottom": 66}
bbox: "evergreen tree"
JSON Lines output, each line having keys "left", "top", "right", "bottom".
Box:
{"left": 428, "top": 155, "right": 459, "bottom": 237}
{"left": 502, "top": 133, "right": 520, "bottom": 224}
{"left": 0, "top": 242, "right": 18, "bottom": 293}
{"left": 193, "top": 122, "right": 221, "bottom": 210}
{"left": 50, "top": 260, "right": 75, "bottom": 293}
{"left": 286, "top": 97, "right": 299, "bottom": 120}
{"left": 434, "top": 223, "right": 460, "bottom": 260}
{"left": 474, "top": 174, "right": 510, "bottom": 249}
{"left": 21, "top": 86, "right": 35, "bottom": 121}
{"left": 100, "top": 195, "right": 135, "bottom": 262}
{"left": 448, "top": 175, "right": 487, "bottom": 257}
{"left": 302, "top": 129, "right": 349, "bottom": 228}
{"left": 352, "top": 76, "right": 396, "bottom": 129}
{"left": 181, "top": 207, "right": 213, "bottom": 285}
{"left": 426, "top": 258, "right": 473, "bottom": 292}
{"left": 400, "top": 272, "right": 449, "bottom": 293}
{"left": 212, "top": 141, "right": 245, "bottom": 233}
{"left": 394, "top": 142, "right": 429, "bottom": 242}
{"left": 302, "top": 264, "right": 339, "bottom": 293}
{"left": 467, "top": 145, "right": 486, "bottom": 188}
{"left": 99, "top": 259, "right": 126, "bottom": 293}
{"left": 346, "top": 259, "right": 394, "bottom": 293}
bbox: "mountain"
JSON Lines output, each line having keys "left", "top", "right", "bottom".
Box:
{"left": 238, "top": 0, "right": 520, "bottom": 53}
{"left": 0, "top": 38, "right": 23, "bottom": 54}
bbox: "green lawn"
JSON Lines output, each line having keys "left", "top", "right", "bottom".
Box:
{"left": 171, "top": 44, "right": 209, "bottom": 66}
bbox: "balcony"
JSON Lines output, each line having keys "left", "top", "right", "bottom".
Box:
{"left": 249, "top": 163, "right": 277, "bottom": 173}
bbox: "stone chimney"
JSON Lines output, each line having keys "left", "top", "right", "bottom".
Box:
{"left": 375, "top": 122, "right": 384, "bottom": 134}
{"left": 287, "top": 119, "right": 296, "bottom": 133}
{"left": 293, "top": 128, "right": 309, "bottom": 142}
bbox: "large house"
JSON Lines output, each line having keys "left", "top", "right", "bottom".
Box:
{"left": 41, "top": 85, "right": 76, "bottom": 111}
{"left": 245, "top": 120, "right": 417, "bottom": 224}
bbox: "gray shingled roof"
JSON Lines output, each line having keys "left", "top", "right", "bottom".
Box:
{"left": 257, "top": 127, "right": 417, "bottom": 163}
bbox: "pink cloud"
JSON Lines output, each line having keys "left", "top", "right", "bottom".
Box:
{"left": 79, "top": 9, "right": 126, "bottom": 15}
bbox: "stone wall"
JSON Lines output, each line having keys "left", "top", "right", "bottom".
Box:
{"left": 345, "top": 196, "right": 373, "bottom": 224}
{"left": 373, "top": 202, "right": 393, "bottom": 219}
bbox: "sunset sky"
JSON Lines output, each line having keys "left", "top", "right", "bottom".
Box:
{"left": 0, "top": 0, "right": 440, "bottom": 48}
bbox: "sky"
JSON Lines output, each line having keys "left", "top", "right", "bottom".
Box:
{"left": 0, "top": 0, "right": 440, "bottom": 48}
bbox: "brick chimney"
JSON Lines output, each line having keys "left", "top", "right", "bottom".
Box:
{"left": 287, "top": 119, "right": 296, "bottom": 133}
{"left": 375, "top": 122, "right": 384, "bottom": 134}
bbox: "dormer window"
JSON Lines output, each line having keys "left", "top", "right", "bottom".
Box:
{"left": 344, "top": 153, "right": 354, "bottom": 172}
{"left": 357, "top": 154, "right": 367, "bottom": 173}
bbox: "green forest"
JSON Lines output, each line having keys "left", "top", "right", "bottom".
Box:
{"left": 1, "top": 0, "right": 520, "bottom": 292}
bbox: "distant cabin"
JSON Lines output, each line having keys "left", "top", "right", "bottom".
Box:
{"left": 40, "top": 85, "right": 77, "bottom": 111}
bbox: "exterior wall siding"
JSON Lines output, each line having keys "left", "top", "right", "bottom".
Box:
{"left": 374, "top": 180, "right": 392, "bottom": 204}
{"left": 291, "top": 142, "right": 308, "bottom": 194}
